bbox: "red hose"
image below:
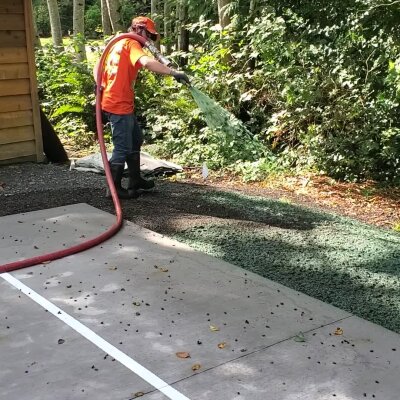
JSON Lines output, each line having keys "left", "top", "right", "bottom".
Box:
{"left": 0, "top": 33, "right": 148, "bottom": 274}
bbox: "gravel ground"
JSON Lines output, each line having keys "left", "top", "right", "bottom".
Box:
{"left": 1, "top": 162, "right": 400, "bottom": 333}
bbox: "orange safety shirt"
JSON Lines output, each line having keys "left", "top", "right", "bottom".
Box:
{"left": 98, "top": 38, "right": 147, "bottom": 115}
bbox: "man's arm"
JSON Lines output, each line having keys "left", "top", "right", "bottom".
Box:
{"left": 138, "top": 56, "right": 190, "bottom": 84}
{"left": 139, "top": 55, "right": 173, "bottom": 75}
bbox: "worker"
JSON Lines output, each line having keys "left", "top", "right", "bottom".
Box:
{"left": 95, "top": 16, "right": 190, "bottom": 199}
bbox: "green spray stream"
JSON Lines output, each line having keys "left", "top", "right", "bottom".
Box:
{"left": 187, "top": 86, "right": 253, "bottom": 139}
{"left": 185, "top": 85, "right": 267, "bottom": 168}
{"left": 144, "top": 43, "right": 268, "bottom": 167}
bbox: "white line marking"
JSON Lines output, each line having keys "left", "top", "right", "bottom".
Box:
{"left": 1, "top": 272, "right": 190, "bottom": 400}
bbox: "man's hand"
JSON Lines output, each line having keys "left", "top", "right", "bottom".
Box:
{"left": 171, "top": 71, "right": 190, "bottom": 85}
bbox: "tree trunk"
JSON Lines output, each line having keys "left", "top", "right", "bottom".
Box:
{"left": 32, "top": 3, "right": 42, "bottom": 49}
{"left": 105, "top": 0, "right": 123, "bottom": 33}
{"left": 101, "top": 0, "right": 112, "bottom": 36}
{"left": 73, "top": 0, "right": 86, "bottom": 62}
{"left": 249, "top": 0, "right": 257, "bottom": 17}
{"left": 151, "top": 0, "right": 158, "bottom": 22}
{"left": 151, "top": 0, "right": 161, "bottom": 49}
{"left": 248, "top": 0, "right": 257, "bottom": 70}
{"left": 46, "top": 0, "right": 63, "bottom": 51}
{"left": 217, "top": 0, "right": 231, "bottom": 29}
{"left": 177, "top": 0, "right": 189, "bottom": 66}
{"left": 164, "top": 0, "right": 172, "bottom": 53}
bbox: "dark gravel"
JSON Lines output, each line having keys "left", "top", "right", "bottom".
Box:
{"left": 1, "top": 162, "right": 399, "bottom": 333}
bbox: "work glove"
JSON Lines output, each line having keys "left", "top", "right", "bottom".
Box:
{"left": 171, "top": 70, "right": 190, "bottom": 86}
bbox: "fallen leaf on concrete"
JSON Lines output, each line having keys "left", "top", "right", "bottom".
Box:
{"left": 209, "top": 325, "right": 220, "bottom": 332}
{"left": 109, "top": 267, "right": 118, "bottom": 270}
{"left": 334, "top": 327, "right": 344, "bottom": 336}
{"left": 217, "top": 342, "right": 227, "bottom": 349}
{"left": 133, "top": 392, "right": 144, "bottom": 397}
{"left": 191, "top": 364, "right": 201, "bottom": 371}
{"left": 41, "top": 261, "right": 51, "bottom": 264}
{"left": 159, "top": 267, "right": 169, "bottom": 272}
{"left": 293, "top": 332, "right": 306, "bottom": 342}
{"left": 132, "top": 301, "right": 141, "bottom": 306}
{"left": 176, "top": 352, "right": 190, "bottom": 359}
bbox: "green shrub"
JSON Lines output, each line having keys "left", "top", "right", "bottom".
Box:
{"left": 34, "top": 4, "right": 400, "bottom": 184}
{"left": 36, "top": 44, "right": 97, "bottom": 149}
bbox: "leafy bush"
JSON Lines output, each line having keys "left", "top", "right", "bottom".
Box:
{"left": 34, "top": 1, "right": 400, "bottom": 184}
{"left": 243, "top": 9, "right": 400, "bottom": 182}
{"left": 85, "top": 3, "right": 102, "bottom": 37}
{"left": 179, "top": 10, "right": 400, "bottom": 182}
{"left": 36, "top": 44, "right": 97, "bottom": 149}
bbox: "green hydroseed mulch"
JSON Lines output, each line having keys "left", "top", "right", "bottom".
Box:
{"left": 171, "top": 190, "right": 400, "bottom": 333}
{"left": 188, "top": 86, "right": 254, "bottom": 138}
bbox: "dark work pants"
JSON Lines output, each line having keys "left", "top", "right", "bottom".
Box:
{"left": 103, "top": 112, "right": 143, "bottom": 165}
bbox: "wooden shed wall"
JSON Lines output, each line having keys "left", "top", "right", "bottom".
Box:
{"left": 0, "top": 0, "right": 43, "bottom": 164}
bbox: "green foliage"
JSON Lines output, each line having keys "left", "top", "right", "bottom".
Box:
{"left": 85, "top": 3, "right": 102, "bottom": 37}
{"left": 33, "top": 0, "right": 400, "bottom": 183}
{"left": 118, "top": 0, "right": 146, "bottom": 30}
{"left": 36, "top": 44, "right": 96, "bottom": 149}
{"left": 241, "top": 9, "right": 400, "bottom": 182}
{"left": 33, "top": 0, "right": 50, "bottom": 36}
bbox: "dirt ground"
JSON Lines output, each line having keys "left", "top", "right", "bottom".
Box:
{"left": 0, "top": 162, "right": 399, "bottom": 234}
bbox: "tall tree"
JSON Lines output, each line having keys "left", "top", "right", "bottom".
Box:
{"left": 217, "top": 0, "right": 231, "bottom": 29}
{"left": 73, "top": 0, "right": 86, "bottom": 62}
{"left": 105, "top": 0, "right": 123, "bottom": 33}
{"left": 177, "top": 0, "right": 189, "bottom": 65}
{"left": 151, "top": 0, "right": 161, "bottom": 49}
{"left": 46, "top": 0, "right": 63, "bottom": 51}
{"left": 32, "top": 3, "right": 42, "bottom": 49}
{"left": 249, "top": 0, "right": 257, "bottom": 17}
{"left": 164, "top": 0, "right": 172, "bottom": 53}
{"left": 101, "top": 0, "right": 112, "bottom": 36}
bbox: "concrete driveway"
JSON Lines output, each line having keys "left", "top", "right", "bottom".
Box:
{"left": 1, "top": 204, "right": 399, "bottom": 399}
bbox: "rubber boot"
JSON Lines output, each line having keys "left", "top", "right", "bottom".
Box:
{"left": 105, "top": 163, "right": 131, "bottom": 199}
{"left": 126, "top": 152, "right": 155, "bottom": 198}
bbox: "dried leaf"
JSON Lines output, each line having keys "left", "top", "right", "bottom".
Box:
{"left": 109, "top": 267, "right": 118, "bottom": 271}
{"left": 209, "top": 325, "right": 220, "bottom": 332}
{"left": 217, "top": 342, "right": 227, "bottom": 349}
{"left": 159, "top": 267, "right": 169, "bottom": 273}
{"left": 334, "top": 327, "right": 344, "bottom": 336}
{"left": 176, "top": 352, "right": 190, "bottom": 359}
{"left": 132, "top": 301, "right": 141, "bottom": 307}
{"left": 41, "top": 260, "right": 51, "bottom": 264}
{"left": 191, "top": 363, "right": 201, "bottom": 371}
{"left": 293, "top": 332, "right": 306, "bottom": 342}
{"left": 133, "top": 392, "right": 144, "bottom": 397}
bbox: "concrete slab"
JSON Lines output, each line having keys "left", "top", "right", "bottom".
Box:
{"left": 143, "top": 316, "right": 400, "bottom": 400}
{"left": 1, "top": 204, "right": 399, "bottom": 399}
{"left": 0, "top": 281, "right": 155, "bottom": 400}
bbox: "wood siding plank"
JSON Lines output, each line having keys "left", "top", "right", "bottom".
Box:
{"left": 0, "top": 30, "right": 26, "bottom": 47}
{"left": 0, "top": 125, "right": 34, "bottom": 144}
{"left": 24, "top": 0, "right": 44, "bottom": 162}
{"left": 0, "top": 0, "right": 24, "bottom": 14}
{"left": 0, "top": 78, "right": 30, "bottom": 96}
{"left": 0, "top": 47, "right": 27, "bottom": 63}
{"left": 0, "top": 110, "right": 32, "bottom": 129}
{"left": 0, "top": 94, "right": 31, "bottom": 112}
{"left": 0, "top": 140, "right": 35, "bottom": 161}
{"left": 0, "top": 63, "right": 29, "bottom": 79}
{"left": 0, "top": 14, "right": 25, "bottom": 31}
